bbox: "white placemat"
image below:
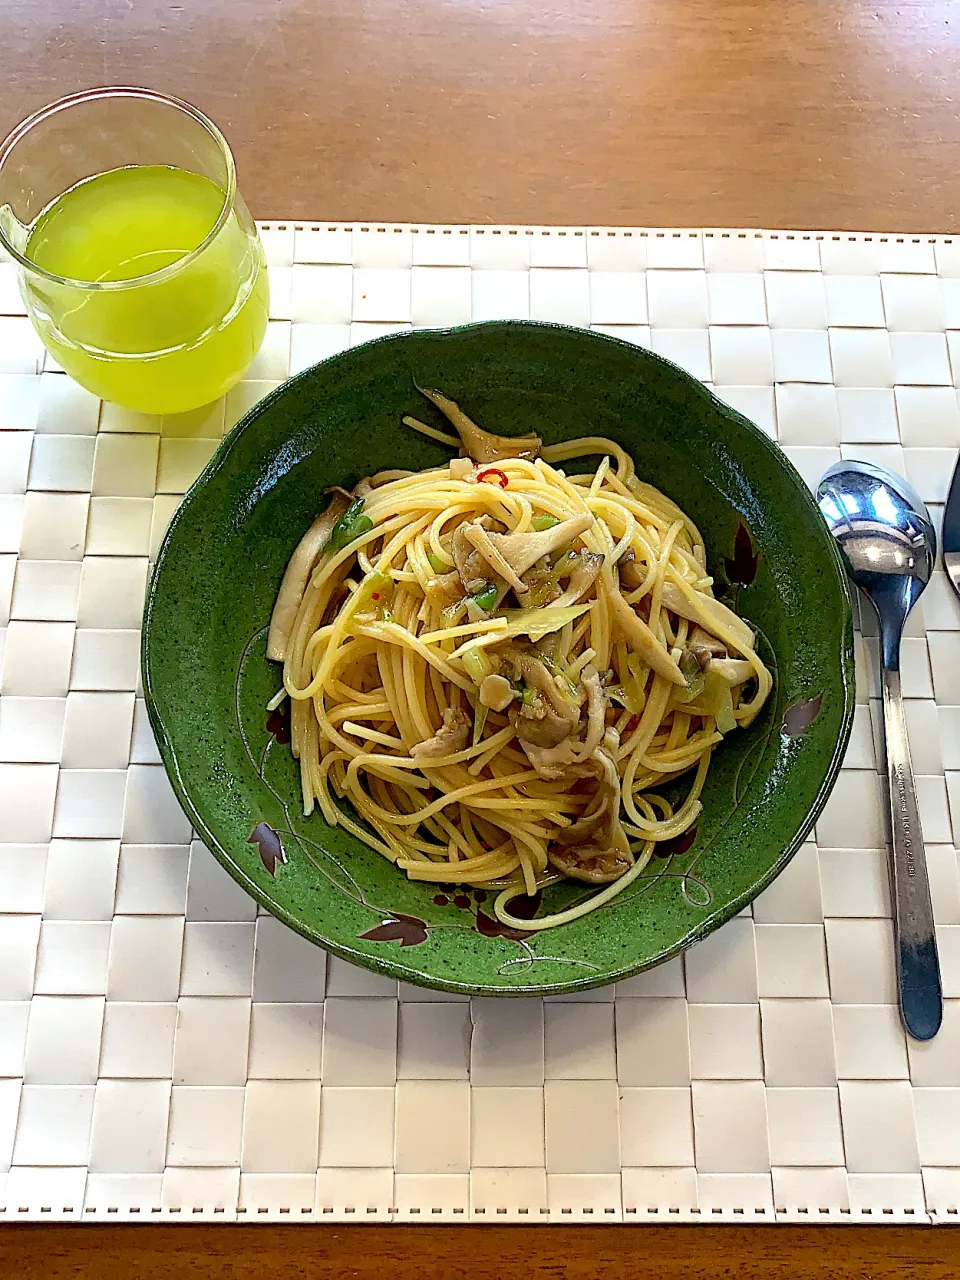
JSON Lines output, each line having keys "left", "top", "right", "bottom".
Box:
{"left": 1, "top": 224, "right": 960, "bottom": 1225}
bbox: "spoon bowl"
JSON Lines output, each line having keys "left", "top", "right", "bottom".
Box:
{"left": 818, "top": 461, "right": 935, "bottom": 658}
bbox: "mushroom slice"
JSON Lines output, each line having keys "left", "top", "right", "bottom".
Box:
{"left": 462, "top": 523, "right": 528, "bottom": 594}
{"left": 267, "top": 489, "right": 351, "bottom": 662}
{"left": 617, "top": 547, "right": 646, "bottom": 592}
{"left": 451, "top": 524, "right": 490, "bottom": 595}
{"left": 518, "top": 736, "right": 580, "bottom": 781}
{"left": 502, "top": 645, "right": 580, "bottom": 748}
{"left": 687, "top": 625, "right": 727, "bottom": 669}
{"left": 471, "top": 513, "right": 593, "bottom": 585}
{"left": 707, "top": 657, "right": 754, "bottom": 685}
{"left": 517, "top": 700, "right": 580, "bottom": 749}
{"left": 411, "top": 706, "right": 471, "bottom": 760}
{"left": 660, "top": 582, "right": 754, "bottom": 655}
{"left": 575, "top": 663, "right": 606, "bottom": 762}
{"left": 551, "top": 551, "right": 605, "bottom": 609}
{"left": 548, "top": 848, "right": 633, "bottom": 883}
{"left": 605, "top": 579, "right": 685, "bottom": 687}
{"left": 548, "top": 746, "right": 633, "bottom": 883}
{"left": 419, "top": 387, "right": 542, "bottom": 462}
{"left": 479, "top": 673, "right": 516, "bottom": 712}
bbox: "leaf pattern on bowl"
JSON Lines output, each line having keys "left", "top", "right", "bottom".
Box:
{"left": 359, "top": 913, "right": 429, "bottom": 947}
{"left": 476, "top": 891, "right": 543, "bottom": 940}
{"left": 266, "top": 701, "right": 291, "bottom": 745}
{"left": 248, "top": 821, "right": 287, "bottom": 876}
{"left": 782, "top": 693, "right": 824, "bottom": 738}
{"left": 654, "top": 826, "right": 698, "bottom": 859}
{"left": 724, "top": 520, "right": 759, "bottom": 586}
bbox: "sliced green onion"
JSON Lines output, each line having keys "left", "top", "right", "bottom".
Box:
{"left": 326, "top": 498, "right": 374, "bottom": 554}
{"left": 531, "top": 513, "right": 560, "bottom": 531}
{"left": 715, "top": 684, "right": 737, "bottom": 733}
{"left": 608, "top": 683, "right": 644, "bottom": 715}
{"left": 473, "top": 581, "right": 498, "bottom": 611}
{"left": 520, "top": 682, "right": 537, "bottom": 708}
{"left": 540, "top": 653, "right": 579, "bottom": 704}
{"left": 472, "top": 703, "right": 489, "bottom": 747}
{"left": 426, "top": 550, "right": 447, "bottom": 573}
{"left": 461, "top": 645, "right": 492, "bottom": 686}
{"left": 673, "top": 649, "right": 706, "bottom": 704}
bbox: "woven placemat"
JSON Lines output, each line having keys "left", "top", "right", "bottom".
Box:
{"left": 1, "top": 224, "right": 960, "bottom": 1224}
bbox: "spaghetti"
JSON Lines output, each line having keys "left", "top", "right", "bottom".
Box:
{"left": 267, "top": 389, "right": 773, "bottom": 931}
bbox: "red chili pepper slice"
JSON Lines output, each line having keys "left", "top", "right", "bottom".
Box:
{"left": 476, "top": 467, "right": 509, "bottom": 489}
{"left": 624, "top": 714, "right": 641, "bottom": 735}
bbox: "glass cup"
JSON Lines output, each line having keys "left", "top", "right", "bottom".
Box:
{"left": 0, "top": 87, "right": 268, "bottom": 415}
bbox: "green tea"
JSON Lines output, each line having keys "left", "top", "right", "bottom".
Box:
{"left": 24, "top": 164, "right": 268, "bottom": 413}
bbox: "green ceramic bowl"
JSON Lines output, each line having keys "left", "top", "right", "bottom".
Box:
{"left": 143, "top": 321, "right": 854, "bottom": 996}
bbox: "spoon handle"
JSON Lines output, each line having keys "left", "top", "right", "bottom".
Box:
{"left": 880, "top": 663, "right": 943, "bottom": 1040}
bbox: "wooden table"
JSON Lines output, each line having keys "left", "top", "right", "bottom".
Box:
{"left": 3, "top": 0, "right": 960, "bottom": 1274}
{"left": 0, "top": 1223, "right": 958, "bottom": 1278}
{"left": 2, "top": 0, "right": 960, "bottom": 231}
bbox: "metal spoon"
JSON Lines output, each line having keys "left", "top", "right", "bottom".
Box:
{"left": 817, "top": 460, "right": 942, "bottom": 1040}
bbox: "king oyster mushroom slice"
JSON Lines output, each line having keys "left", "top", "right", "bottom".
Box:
{"left": 707, "top": 657, "right": 754, "bottom": 685}
{"left": 659, "top": 582, "right": 754, "bottom": 655}
{"left": 267, "top": 488, "right": 352, "bottom": 662}
{"left": 419, "top": 387, "right": 542, "bottom": 462}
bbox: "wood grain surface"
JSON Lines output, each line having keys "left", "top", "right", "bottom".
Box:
{"left": 2, "top": 0, "right": 960, "bottom": 1273}
{"left": 0, "top": 1224, "right": 959, "bottom": 1279}
{"left": 1, "top": 0, "right": 959, "bottom": 230}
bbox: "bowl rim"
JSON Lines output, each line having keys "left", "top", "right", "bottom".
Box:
{"left": 142, "top": 319, "right": 856, "bottom": 995}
